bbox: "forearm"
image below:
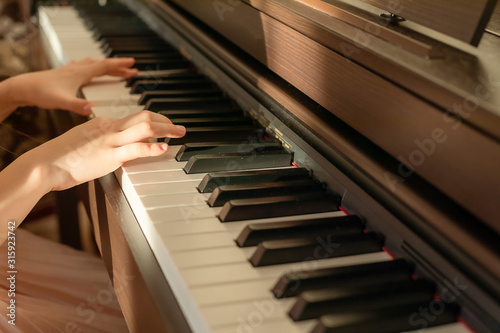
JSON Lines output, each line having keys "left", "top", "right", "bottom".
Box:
{"left": 0, "top": 77, "right": 21, "bottom": 122}
{"left": 0, "top": 149, "right": 52, "bottom": 243}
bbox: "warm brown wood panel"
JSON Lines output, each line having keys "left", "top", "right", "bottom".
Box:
{"left": 358, "top": 0, "right": 498, "bottom": 45}
{"left": 95, "top": 173, "right": 192, "bottom": 333}
{"left": 106, "top": 197, "right": 167, "bottom": 333}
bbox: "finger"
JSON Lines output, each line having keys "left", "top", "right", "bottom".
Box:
{"left": 111, "top": 121, "right": 186, "bottom": 146}
{"left": 106, "top": 67, "right": 138, "bottom": 78}
{"left": 112, "top": 110, "right": 173, "bottom": 131}
{"left": 114, "top": 142, "right": 169, "bottom": 163}
{"left": 88, "top": 58, "right": 136, "bottom": 79}
{"left": 59, "top": 97, "right": 94, "bottom": 116}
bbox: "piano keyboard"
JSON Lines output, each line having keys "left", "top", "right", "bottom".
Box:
{"left": 38, "top": 4, "right": 472, "bottom": 333}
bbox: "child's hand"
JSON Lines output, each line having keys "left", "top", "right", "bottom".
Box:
{"left": 32, "top": 110, "right": 185, "bottom": 191}
{"left": 11, "top": 58, "right": 138, "bottom": 115}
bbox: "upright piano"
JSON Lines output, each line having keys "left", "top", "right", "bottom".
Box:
{"left": 38, "top": 0, "right": 500, "bottom": 332}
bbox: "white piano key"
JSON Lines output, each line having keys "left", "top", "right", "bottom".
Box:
{"left": 156, "top": 218, "right": 245, "bottom": 236}
{"left": 203, "top": 298, "right": 295, "bottom": 327}
{"left": 211, "top": 320, "right": 471, "bottom": 333}
{"left": 134, "top": 181, "right": 200, "bottom": 196}
{"left": 180, "top": 252, "right": 391, "bottom": 287}
{"left": 212, "top": 317, "right": 316, "bottom": 333}
{"left": 134, "top": 180, "right": 200, "bottom": 196}
{"left": 191, "top": 278, "right": 278, "bottom": 307}
{"left": 172, "top": 246, "right": 254, "bottom": 269}
{"left": 140, "top": 192, "right": 210, "bottom": 209}
{"left": 147, "top": 204, "right": 221, "bottom": 223}
{"left": 165, "top": 231, "right": 240, "bottom": 252}
{"left": 128, "top": 170, "right": 205, "bottom": 185}
{"left": 404, "top": 323, "right": 471, "bottom": 333}
{"left": 155, "top": 211, "right": 347, "bottom": 236}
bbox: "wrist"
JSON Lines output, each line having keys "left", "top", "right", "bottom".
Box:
{"left": 8, "top": 74, "right": 27, "bottom": 108}
{"left": 20, "top": 148, "right": 55, "bottom": 195}
{"left": 0, "top": 77, "right": 21, "bottom": 119}
{"left": 0, "top": 147, "right": 53, "bottom": 227}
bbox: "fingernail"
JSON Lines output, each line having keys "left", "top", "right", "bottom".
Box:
{"left": 83, "top": 103, "right": 92, "bottom": 115}
{"left": 176, "top": 125, "right": 186, "bottom": 136}
{"left": 161, "top": 143, "right": 169, "bottom": 151}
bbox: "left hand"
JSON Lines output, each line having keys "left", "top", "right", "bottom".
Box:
{"left": 10, "top": 58, "right": 138, "bottom": 115}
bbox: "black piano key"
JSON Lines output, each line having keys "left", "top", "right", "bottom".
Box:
{"left": 86, "top": 17, "right": 147, "bottom": 26}
{"left": 289, "top": 279, "right": 435, "bottom": 321}
{"left": 272, "top": 258, "right": 414, "bottom": 298}
{"left": 237, "top": 215, "right": 365, "bottom": 247}
{"left": 249, "top": 232, "right": 382, "bottom": 267}
{"left": 78, "top": 7, "right": 136, "bottom": 18}
{"left": 175, "top": 142, "right": 282, "bottom": 161}
{"left": 218, "top": 192, "right": 340, "bottom": 222}
{"left": 81, "top": 13, "right": 137, "bottom": 21}
{"left": 171, "top": 116, "right": 255, "bottom": 128}
{"left": 131, "top": 59, "right": 191, "bottom": 71}
{"left": 92, "top": 28, "right": 156, "bottom": 40}
{"left": 89, "top": 22, "right": 151, "bottom": 32}
{"left": 114, "top": 52, "right": 183, "bottom": 59}
{"left": 183, "top": 150, "right": 292, "bottom": 174}
{"left": 208, "top": 179, "right": 324, "bottom": 207}
{"left": 129, "top": 56, "right": 185, "bottom": 63}
{"left": 311, "top": 302, "right": 459, "bottom": 333}
{"left": 131, "top": 78, "right": 211, "bottom": 94}
{"left": 101, "top": 36, "right": 170, "bottom": 46}
{"left": 144, "top": 97, "right": 235, "bottom": 112}
{"left": 127, "top": 69, "right": 198, "bottom": 87}
{"left": 158, "top": 109, "right": 244, "bottom": 119}
{"left": 138, "top": 90, "right": 223, "bottom": 105}
{"left": 106, "top": 44, "right": 175, "bottom": 56}
{"left": 165, "top": 126, "right": 265, "bottom": 145}
{"left": 103, "top": 39, "right": 168, "bottom": 48}
{"left": 102, "top": 39, "right": 172, "bottom": 52}
{"left": 95, "top": 31, "right": 156, "bottom": 41}
{"left": 197, "top": 168, "right": 311, "bottom": 193}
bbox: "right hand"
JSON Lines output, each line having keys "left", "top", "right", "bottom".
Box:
{"left": 30, "top": 111, "right": 186, "bottom": 192}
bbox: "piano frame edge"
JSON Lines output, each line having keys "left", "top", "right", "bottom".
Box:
{"left": 90, "top": 174, "right": 192, "bottom": 333}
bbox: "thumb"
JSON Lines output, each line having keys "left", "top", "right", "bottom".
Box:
{"left": 64, "top": 98, "right": 94, "bottom": 116}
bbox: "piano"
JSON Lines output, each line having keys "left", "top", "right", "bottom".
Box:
{"left": 37, "top": 0, "right": 500, "bottom": 332}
